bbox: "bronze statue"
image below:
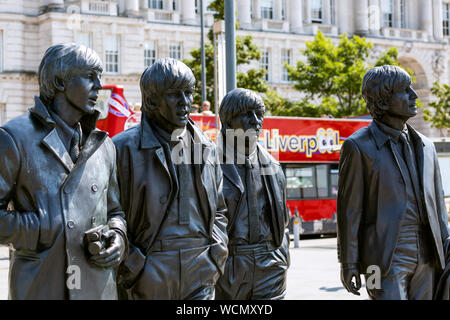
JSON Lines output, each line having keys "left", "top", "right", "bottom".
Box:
{"left": 337, "top": 65, "right": 449, "bottom": 299}
{"left": 113, "top": 58, "right": 228, "bottom": 300}
{"left": 0, "top": 43, "right": 127, "bottom": 299}
{"left": 215, "top": 88, "right": 290, "bottom": 300}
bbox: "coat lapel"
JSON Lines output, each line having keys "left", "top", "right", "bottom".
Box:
{"left": 75, "top": 130, "right": 107, "bottom": 166}
{"left": 140, "top": 115, "right": 171, "bottom": 180}
{"left": 408, "top": 125, "right": 425, "bottom": 192}
{"left": 221, "top": 164, "right": 244, "bottom": 194}
{"left": 42, "top": 128, "right": 74, "bottom": 172}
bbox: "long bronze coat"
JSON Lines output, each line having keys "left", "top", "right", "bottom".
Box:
{"left": 221, "top": 144, "right": 289, "bottom": 249}
{"left": 113, "top": 115, "right": 228, "bottom": 293}
{"left": 337, "top": 121, "right": 449, "bottom": 277}
{"left": 0, "top": 97, "right": 126, "bottom": 299}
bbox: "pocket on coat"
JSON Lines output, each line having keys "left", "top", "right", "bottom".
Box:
{"left": 34, "top": 191, "right": 52, "bottom": 249}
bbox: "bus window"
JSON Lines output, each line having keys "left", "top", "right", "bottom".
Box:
{"left": 330, "top": 164, "right": 339, "bottom": 197}
{"left": 286, "top": 166, "right": 317, "bottom": 199}
{"left": 316, "top": 164, "right": 328, "bottom": 198}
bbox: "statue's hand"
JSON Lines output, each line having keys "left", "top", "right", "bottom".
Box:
{"left": 340, "top": 263, "right": 361, "bottom": 296}
{"left": 89, "top": 230, "right": 125, "bottom": 269}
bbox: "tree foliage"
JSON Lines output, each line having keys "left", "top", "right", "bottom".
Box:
{"left": 183, "top": 0, "right": 268, "bottom": 110}
{"left": 423, "top": 82, "right": 450, "bottom": 130}
{"left": 267, "top": 31, "right": 415, "bottom": 118}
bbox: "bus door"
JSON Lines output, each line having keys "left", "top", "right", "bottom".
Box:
{"left": 283, "top": 163, "right": 339, "bottom": 235}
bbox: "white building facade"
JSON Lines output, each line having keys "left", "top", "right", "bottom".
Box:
{"left": 0, "top": 0, "right": 449, "bottom": 136}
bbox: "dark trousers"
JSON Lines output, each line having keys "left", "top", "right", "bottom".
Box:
{"left": 366, "top": 225, "right": 437, "bottom": 300}
{"left": 216, "top": 238, "right": 290, "bottom": 300}
{"left": 127, "top": 239, "right": 219, "bottom": 300}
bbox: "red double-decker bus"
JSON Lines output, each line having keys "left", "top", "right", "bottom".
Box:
{"left": 97, "top": 85, "right": 370, "bottom": 235}
{"left": 189, "top": 115, "right": 370, "bottom": 235}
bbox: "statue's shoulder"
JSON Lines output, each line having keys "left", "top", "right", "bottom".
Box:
{"left": 1, "top": 113, "right": 37, "bottom": 140}
{"left": 112, "top": 124, "right": 141, "bottom": 149}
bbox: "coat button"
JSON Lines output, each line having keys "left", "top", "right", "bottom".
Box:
{"left": 91, "top": 184, "right": 98, "bottom": 192}
{"left": 160, "top": 196, "right": 168, "bottom": 204}
{"left": 64, "top": 187, "right": 71, "bottom": 194}
{"left": 67, "top": 220, "right": 75, "bottom": 229}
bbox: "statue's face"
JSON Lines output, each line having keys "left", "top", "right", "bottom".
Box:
{"left": 385, "top": 83, "right": 418, "bottom": 119}
{"left": 155, "top": 82, "right": 194, "bottom": 130}
{"left": 64, "top": 68, "right": 102, "bottom": 115}
{"left": 230, "top": 104, "right": 264, "bottom": 137}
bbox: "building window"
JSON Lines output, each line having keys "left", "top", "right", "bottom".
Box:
{"left": 260, "top": 0, "right": 273, "bottom": 19}
{"left": 172, "top": 0, "right": 178, "bottom": 10}
{"left": 76, "top": 33, "right": 91, "bottom": 48}
{"left": 311, "top": 0, "right": 323, "bottom": 23}
{"left": 400, "top": 0, "right": 406, "bottom": 28}
{"left": 444, "top": 3, "right": 450, "bottom": 36}
{"left": 260, "top": 49, "right": 270, "bottom": 81}
{"left": 281, "top": 49, "right": 291, "bottom": 82}
{"left": 382, "top": 0, "right": 393, "bottom": 27}
{"left": 195, "top": 0, "right": 214, "bottom": 14}
{"left": 330, "top": 0, "right": 336, "bottom": 25}
{"left": 169, "top": 43, "right": 182, "bottom": 60}
{"left": 149, "top": 0, "right": 163, "bottom": 9}
{"left": 144, "top": 41, "right": 157, "bottom": 67}
{"left": 105, "top": 35, "right": 119, "bottom": 74}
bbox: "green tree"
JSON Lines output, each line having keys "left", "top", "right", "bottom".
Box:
{"left": 423, "top": 82, "right": 450, "bottom": 131}
{"left": 183, "top": 0, "right": 268, "bottom": 109}
{"left": 272, "top": 31, "right": 414, "bottom": 118}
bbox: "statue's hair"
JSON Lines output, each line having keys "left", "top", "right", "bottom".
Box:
{"left": 219, "top": 88, "right": 265, "bottom": 130}
{"left": 38, "top": 43, "right": 102, "bottom": 105}
{"left": 140, "top": 58, "right": 195, "bottom": 114}
{"left": 362, "top": 65, "right": 411, "bottom": 120}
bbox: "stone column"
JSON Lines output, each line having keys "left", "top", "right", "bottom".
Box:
{"left": 368, "top": 0, "right": 380, "bottom": 35}
{"left": 238, "top": 0, "right": 252, "bottom": 28}
{"left": 125, "top": 0, "right": 140, "bottom": 16}
{"left": 323, "top": 0, "right": 331, "bottom": 24}
{"left": 338, "top": 0, "right": 351, "bottom": 33}
{"left": 253, "top": 0, "right": 261, "bottom": 19}
{"left": 393, "top": 0, "right": 401, "bottom": 28}
{"left": 354, "top": 0, "right": 369, "bottom": 35}
{"left": 421, "top": 0, "right": 434, "bottom": 39}
{"left": 274, "top": 0, "right": 282, "bottom": 20}
{"left": 433, "top": 0, "right": 443, "bottom": 40}
{"left": 164, "top": 0, "right": 172, "bottom": 10}
{"left": 181, "top": 0, "right": 196, "bottom": 24}
{"left": 289, "top": 0, "right": 303, "bottom": 32}
{"left": 304, "top": 0, "right": 311, "bottom": 24}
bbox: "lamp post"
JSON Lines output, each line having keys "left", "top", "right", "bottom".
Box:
{"left": 225, "top": 0, "right": 236, "bottom": 92}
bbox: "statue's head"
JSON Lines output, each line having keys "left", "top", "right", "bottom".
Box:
{"left": 219, "top": 88, "right": 265, "bottom": 133}
{"left": 38, "top": 43, "right": 103, "bottom": 115}
{"left": 140, "top": 58, "right": 195, "bottom": 132}
{"left": 362, "top": 65, "right": 418, "bottom": 123}
{"left": 219, "top": 88, "right": 265, "bottom": 155}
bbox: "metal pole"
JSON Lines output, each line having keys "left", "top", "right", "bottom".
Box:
{"left": 225, "top": 0, "right": 236, "bottom": 92}
{"left": 200, "top": 0, "right": 206, "bottom": 105}
{"left": 293, "top": 207, "right": 300, "bottom": 248}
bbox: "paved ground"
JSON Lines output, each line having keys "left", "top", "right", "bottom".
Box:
{"left": 0, "top": 237, "right": 368, "bottom": 300}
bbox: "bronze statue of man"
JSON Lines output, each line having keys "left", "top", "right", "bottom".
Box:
{"left": 215, "top": 88, "right": 290, "bottom": 300}
{"left": 337, "top": 65, "right": 449, "bottom": 299}
{"left": 0, "top": 43, "right": 127, "bottom": 299}
{"left": 113, "top": 58, "right": 228, "bottom": 300}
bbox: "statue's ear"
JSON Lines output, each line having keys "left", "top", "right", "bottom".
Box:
{"left": 377, "top": 98, "right": 389, "bottom": 111}
{"left": 54, "top": 76, "right": 65, "bottom": 92}
{"left": 145, "top": 96, "right": 159, "bottom": 111}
